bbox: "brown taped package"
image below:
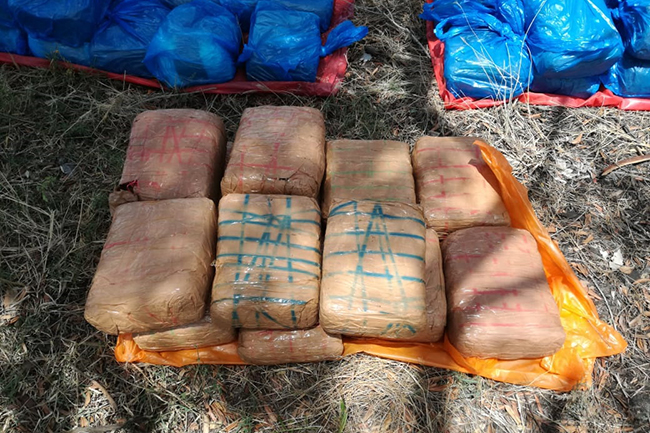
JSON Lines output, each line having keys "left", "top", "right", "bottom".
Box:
{"left": 320, "top": 200, "right": 434, "bottom": 341}
{"left": 133, "top": 315, "right": 235, "bottom": 351}
{"left": 412, "top": 136, "right": 510, "bottom": 232}
{"left": 111, "top": 109, "right": 227, "bottom": 209}
{"left": 443, "top": 226, "right": 566, "bottom": 359}
{"left": 85, "top": 198, "right": 217, "bottom": 335}
{"left": 211, "top": 194, "right": 321, "bottom": 329}
{"left": 221, "top": 106, "right": 326, "bottom": 199}
{"left": 238, "top": 326, "right": 343, "bottom": 365}
{"left": 423, "top": 229, "right": 447, "bottom": 342}
{"left": 322, "top": 140, "right": 416, "bottom": 218}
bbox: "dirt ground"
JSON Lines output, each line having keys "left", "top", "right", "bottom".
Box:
{"left": 1, "top": 0, "right": 649, "bottom": 432}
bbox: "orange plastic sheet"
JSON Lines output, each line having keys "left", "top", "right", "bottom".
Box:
{"left": 115, "top": 141, "right": 627, "bottom": 391}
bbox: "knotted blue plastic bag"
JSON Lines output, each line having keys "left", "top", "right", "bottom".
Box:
{"left": 91, "top": 0, "right": 170, "bottom": 77}
{"left": 434, "top": 13, "right": 531, "bottom": 99}
{"left": 530, "top": 75, "right": 601, "bottom": 98}
{"left": 7, "top": 0, "right": 110, "bottom": 47}
{"left": 615, "top": 0, "right": 650, "bottom": 60}
{"left": 603, "top": 55, "right": 650, "bottom": 96}
{"left": 240, "top": 8, "right": 367, "bottom": 82}
{"left": 220, "top": 0, "right": 334, "bottom": 32}
{"left": 524, "top": 0, "right": 623, "bottom": 78}
{"left": 29, "top": 36, "right": 90, "bottom": 65}
{"left": 144, "top": 0, "right": 242, "bottom": 87}
{"left": 0, "top": 0, "right": 28, "bottom": 54}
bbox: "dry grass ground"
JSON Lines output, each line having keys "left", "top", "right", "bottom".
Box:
{"left": 1, "top": 0, "right": 649, "bottom": 432}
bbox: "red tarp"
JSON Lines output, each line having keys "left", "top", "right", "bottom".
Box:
{"left": 0, "top": 0, "right": 354, "bottom": 97}
{"left": 425, "top": 20, "right": 650, "bottom": 110}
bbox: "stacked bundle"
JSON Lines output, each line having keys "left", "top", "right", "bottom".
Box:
{"left": 412, "top": 136, "right": 565, "bottom": 358}
{"left": 0, "top": 0, "right": 367, "bottom": 87}
{"left": 85, "top": 109, "right": 235, "bottom": 351}
{"left": 85, "top": 107, "right": 568, "bottom": 366}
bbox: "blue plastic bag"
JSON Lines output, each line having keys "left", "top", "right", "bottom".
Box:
{"left": 7, "top": 0, "right": 110, "bottom": 47}
{"left": 421, "top": 0, "right": 524, "bottom": 34}
{"left": 160, "top": 0, "right": 193, "bottom": 7}
{"left": 221, "top": 0, "right": 334, "bottom": 32}
{"left": 421, "top": 0, "right": 496, "bottom": 22}
{"left": 524, "top": 0, "right": 623, "bottom": 78}
{"left": 144, "top": 0, "right": 242, "bottom": 87}
{"left": 0, "top": 0, "right": 28, "bottom": 55}
{"left": 29, "top": 36, "right": 90, "bottom": 65}
{"left": 616, "top": 0, "right": 650, "bottom": 60}
{"left": 496, "top": 0, "right": 524, "bottom": 34}
{"left": 240, "top": 8, "right": 367, "bottom": 82}
{"left": 91, "top": 0, "right": 170, "bottom": 77}
{"left": 530, "top": 75, "right": 601, "bottom": 98}
{"left": 602, "top": 54, "right": 650, "bottom": 96}
{"left": 434, "top": 13, "right": 531, "bottom": 99}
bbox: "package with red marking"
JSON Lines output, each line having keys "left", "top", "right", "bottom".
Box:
{"left": 320, "top": 200, "right": 434, "bottom": 341}
{"left": 412, "top": 136, "right": 510, "bottom": 233}
{"left": 322, "top": 139, "right": 416, "bottom": 218}
{"left": 238, "top": 326, "right": 343, "bottom": 365}
{"left": 110, "top": 109, "right": 227, "bottom": 210}
{"left": 220, "top": 106, "right": 326, "bottom": 199}
{"left": 443, "top": 226, "right": 566, "bottom": 359}
{"left": 211, "top": 194, "right": 322, "bottom": 329}
{"left": 85, "top": 198, "right": 217, "bottom": 335}
{"left": 133, "top": 314, "right": 235, "bottom": 351}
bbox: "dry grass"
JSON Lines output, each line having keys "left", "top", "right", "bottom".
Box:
{"left": 1, "top": 0, "right": 649, "bottom": 432}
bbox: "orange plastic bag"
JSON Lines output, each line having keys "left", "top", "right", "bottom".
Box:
{"left": 115, "top": 141, "right": 626, "bottom": 391}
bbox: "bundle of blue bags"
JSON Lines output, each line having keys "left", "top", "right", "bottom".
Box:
{"left": 421, "top": 0, "right": 650, "bottom": 99}
{"left": 0, "top": 0, "right": 367, "bottom": 87}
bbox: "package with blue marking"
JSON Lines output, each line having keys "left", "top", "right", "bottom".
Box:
{"left": 211, "top": 194, "right": 322, "bottom": 329}
{"left": 144, "top": 0, "right": 241, "bottom": 87}
{"left": 240, "top": 4, "right": 367, "bottom": 82}
{"left": 0, "top": 0, "right": 28, "bottom": 55}
{"left": 434, "top": 13, "right": 531, "bottom": 100}
{"left": 7, "top": 0, "right": 110, "bottom": 47}
{"left": 603, "top": 54, "right": 650, "bottom": 97}
{"left": 321, "top": 200, "right": 444, "bottom": 342}
{"left": 524, "top": 0, "right": 623, "bottom": 78}
{"left": 91, "top": 0, "right": 171, "bottom": 77}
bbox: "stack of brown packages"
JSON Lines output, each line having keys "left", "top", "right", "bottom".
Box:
{"left": 320, "top": 136, "right": 447, "bottom": 342}
{"left": 413, "top": 137, "right": 564, "bottom": 359}
{"left": 218, "top": 106, "right": 343, "bottom": 364}
{"left": 85, "top": 110, "right": 235, "bottom": 351}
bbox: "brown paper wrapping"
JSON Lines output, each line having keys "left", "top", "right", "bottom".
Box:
{"left": 238, "top": 326, "right": 343, "bottom": 365}
{"left": 133, "top": 315, "right": 235, "bottom": 351}
{"left": 85, "top": 198, "right": 217, "bottom": 335}
{"left": 221, "top": 106, "right": 326, "bottom": 199}
{"left": 412, "top": 136, "right": 510, "bottom": 232}
{"left": 322, "top": 139, "right": 416, "bottom": 218}
{"left": 443, "top": 226, "right": 566, "bottom": 359}
{"left": 211, "top": 194, "right": 322, "bottom": 329}
{"left": 111, "top": 109, "right": 226, "bottom": 209}
{"left": 422, "top": 229, "right": 447, "bottom": 342}
{"left": 320, "top": 200, "right": 432, "bottom": 341}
